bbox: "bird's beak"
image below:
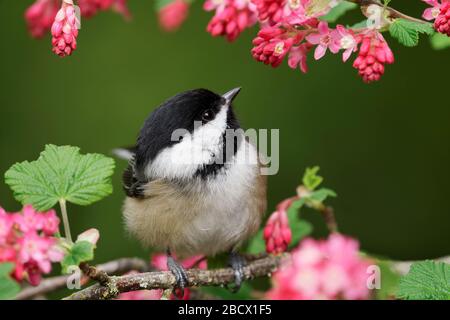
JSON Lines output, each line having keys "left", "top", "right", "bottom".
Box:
{"left": 222, "top": 87, "right": 241, "bottom": 105}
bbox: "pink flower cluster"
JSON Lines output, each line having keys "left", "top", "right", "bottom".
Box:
{"left": 0, "top": 205, "right": 63, "bottom": 286}
{"left": 158, "top": 0, "right": 190, "bottom": 32}
{"left": 423, "top": 0, "right": 450, "bottom": 36}
{"left": 248, "top": 0, "right": 395, "bottom": 83}
{"left": 51, "top": 0, "right": 79, "bottom": 57}
{"left": 267, "top": 234, "right": 372, "bottom": 300}
{"left": 263, "top": 197, "right": 296, "bottom": 254}
{"left": 25, "top": 0, "right": 60, "bottom": 38}
{"left": 204, "top": 0, "right": 258, "bottom": 41}
{"left": 25, "top": 0, "right": 130, "bottom": 56}
{"left": 117, "top": 253, "right": 207, "bottom": 300}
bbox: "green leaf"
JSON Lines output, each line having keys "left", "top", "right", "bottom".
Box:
{"left": 302, "top": 166, "right": 323, "bottom": 191}
{"left": 61, "top": 240, "right": 95, "bottom": 273}
{"left": 322, "top": 1, "right": 357, "bottom": 23}
{"left": 308, "top": 188, "right": 337, "bottom": 203}
{"left": 5, "top": 144, "right": 115, "bottom": 211}
{"left": 389, "top": 19, "right": 434, "bottom": 47}
{"left": 0, "top": 263, "right": 20, "bottom": 300}
{"left": 430, "top": 33, "right": 450, "bottom": 50}
{"left": 207, "top": 253, "right": 228, "bottom": 270}
{"left": 397, "top": 261, "right": 450, "bottom": 300}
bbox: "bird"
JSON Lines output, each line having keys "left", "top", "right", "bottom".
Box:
{"left": 114, "top": 88, "right": 267, "bottom": 295}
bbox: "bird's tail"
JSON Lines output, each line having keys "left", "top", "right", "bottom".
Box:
{"left": 112, "top": 146, "right": 136, "bottom": 161}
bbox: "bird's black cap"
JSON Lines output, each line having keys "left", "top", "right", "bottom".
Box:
{"left": 134, "top": 88, "right": 241, "bottom": 176}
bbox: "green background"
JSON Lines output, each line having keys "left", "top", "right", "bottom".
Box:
{"left": 0, "top": 0, "right": 448, "bottom": 271}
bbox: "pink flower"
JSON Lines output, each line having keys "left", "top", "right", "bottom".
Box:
{"left": 422, "top": 0, "right": 444, "bottom": 20}
{"left": 77, "top": 0, "right": 110, "bottom": 18}
{"left": 263, "top": 197, "right": 295, "bottom": 253}
{"left": 251, "top": 0, "right": 286, "bottom": 25}
{"left": 331, "top": 25, "right": 358, "bottom": 62}
{"left": 305, "top": 21, "right": 340, "bottom": 60}
{"left": 158, "top": 0, "right": 190, "bottom": 32}
{"left": 25, "top": 0, "right": 60, "bottom": 38}
{"left": 252, "top": 25, "right": 300, "bottom": 67}
{"left": 112, "top": 0, "right": 132, "bottom": 20}
{"left": 206, "top": 0, "right": 258, "bottom": 42}
{"left": 14, "top": 205, "right": 44, "bottom": 233}
{"left": 266, "top": 234, "right": 372, "bottom": 300}
{"left": 0, "top": 205, "right": 62, "bottom": 286}
{"left": 288, "top": 43, "right": 311, "bottom": 73}
{"left": 0, "top": 208, "right": 14, "bottom": 244}
{"left": 204, "top": 0, "right": 227, "bottom": 13}
{"left": 352, "top": 32, "right": 394, "bottom": 83}
{"left": 435, "top": 1, "right": 450, "bottom": 36}
{"left": 51, "top": 0, "right": 80, "bottom": 57}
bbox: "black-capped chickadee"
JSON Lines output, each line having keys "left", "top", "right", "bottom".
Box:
{"left": 115, "top": 88, "right": 267, "bottom": 293}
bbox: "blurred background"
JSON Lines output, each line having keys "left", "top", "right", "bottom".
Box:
{"left": 0, "top": 0, "right": 448, "bottom": 272}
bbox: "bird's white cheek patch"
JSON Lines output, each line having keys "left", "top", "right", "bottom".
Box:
{"left": 145, "top": 106, "right": 229, "bottom": 180}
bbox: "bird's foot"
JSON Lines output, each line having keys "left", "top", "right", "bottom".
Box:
{"left": 226, "top": 251, "right": 246, "bottom": 293}
{"left": 166, "top": 253, "right": 188, "bottom": 299}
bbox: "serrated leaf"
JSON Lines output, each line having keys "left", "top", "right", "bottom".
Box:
{"left": 308, "top": 188, "right": 337, "bottom": 203}
{"left": 397, "top": 261, "right": 450, "bottom": 300}
{"left": 0, "top": 263, "right": 20, "bottom": 300}
{"left": 430, "top": 33, "right": 450, "bottom": 50}
{"left": 302, "top": 166, "right": 323, "bottom": 191}
{"left": 61, "top": 240, "right": 95, "bottom": 273}
{"left": 5, "top": 144, "right": 115, "bottom": 211}
{"left": 389, "top": 19, "right": 434, "bottom": 47}
{"left": 322, "top": 1, "right": 357, "bottom": 23}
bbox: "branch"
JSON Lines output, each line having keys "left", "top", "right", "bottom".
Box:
{"left": 63, "top": 254, "right": 288, "bottom": 300}
{"left": 16, "top": 257, "right": 150, "bottom": 300}
{"left": 350, "top": 0, "right": 429, "bottom": 24}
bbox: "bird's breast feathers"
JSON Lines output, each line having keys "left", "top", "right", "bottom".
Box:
{"left": 122, "top": 140, "right": 267, "bottom": 257}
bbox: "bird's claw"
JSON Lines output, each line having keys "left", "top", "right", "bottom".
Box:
{"left": 226, "top": 252, "right": 246, "bottom": 293}
{"left": 167, "top": 255, "right": 188, "bottom": 299}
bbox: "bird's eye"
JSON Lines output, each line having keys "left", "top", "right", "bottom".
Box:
{"left": 201, "top": 109, "right": 215, "bottom": 122}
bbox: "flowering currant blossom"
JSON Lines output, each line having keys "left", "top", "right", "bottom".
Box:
{"left": 288, "top": 43, "right": 312, "bottom": 73}
{"left": 422, "top": 0, "right": 450, "bottom": 36}
{"left": 0, "top": 205, "right": 63, "bottom": 286}
{"left": 25, "top": 0, "right": 60, "bottom": 38}
{"left": 266, "top": 234, "right": 372, "bottom": 300}
{"left": 252, "top": 25, "right": 301, "bottom": 67}
{"left": 353, "top": 31, "right": 394, "bottom": 83}
{"left": 331, "top": 25, "right": 358, "bottom": 62}
{"left": 77, "top": 0, "right": 111, "bottom": 18}
{"left": 158, "top": 0, "right": 190, "bottom": 32}
{"left": 205, "top": 0, "right": 258, "bottom": 41}
{"left": 263, "top": 197, "right": 297, "bottom": 253}
{"left": 435, "top": 1, "right": 450, "bottom": 36}
{"left": 117, "top": 253, "right": 207, "bottom": 300}
{"left": 51, "top": 0, "right": 80, "bottom": 57}
{"left": 251, "top": 0, "right": 286, "bottom": 25}
{"left": 306, "top": 21, "right": 340, "bottom": 60}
